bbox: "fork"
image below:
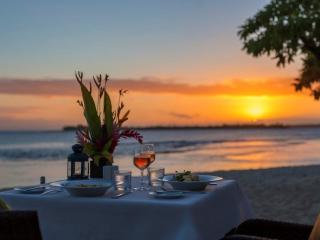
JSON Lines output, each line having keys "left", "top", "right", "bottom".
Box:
{"left": 40, "top": 188, "right": 63, "bottom": 196}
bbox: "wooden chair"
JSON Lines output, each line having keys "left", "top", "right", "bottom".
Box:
{"left": 0, "top": 211, "right": 42, "bottom": 240}
{"left": 222, "top": 219, "right": 313, "bottom": 240}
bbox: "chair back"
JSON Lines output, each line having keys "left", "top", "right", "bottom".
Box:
{"left": 309, "top": 215, "right": 320, "bottom": 240}
{"left": 0, "top": 210, "right": 42, "bottom": 240}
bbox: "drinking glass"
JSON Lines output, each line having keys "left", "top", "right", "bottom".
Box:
{"left": 115, "top": 171, "right": 132, "bottom": 192}
{"left": 141, "top": 144, "right": 155, "bottom": 188}
{"left": 148, "top": 168, "right": 165, "bottom": 189}
{"left": 133, "top": 148, "right": 151, "bottom": 191}
{"left": 141, "top": 144, "right": 155, "bottom": 164}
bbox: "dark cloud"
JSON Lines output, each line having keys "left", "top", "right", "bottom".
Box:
{"left": 168, "top": 112, "right": 197, "bottom": 119}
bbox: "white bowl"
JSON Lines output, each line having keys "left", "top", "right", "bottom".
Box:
{"left": 62, "top": 180, "right": 112, "bottom": 197}
{"left": 162, "top": 175, "right": 222, "bottom": 191}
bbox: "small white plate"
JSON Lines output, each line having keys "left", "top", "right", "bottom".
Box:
{"left": 14, "top": 186, "right": 47, "bottom": 194}
{"left": 149, "top": 191, "right": 183, "bottom": 199}
{"left": 50, "top": 179, "right": 112, "bottom": 187}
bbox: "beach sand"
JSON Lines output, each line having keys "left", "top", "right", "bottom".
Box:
{"left": 210, "top": 164, "right": 320, "bottom": 225}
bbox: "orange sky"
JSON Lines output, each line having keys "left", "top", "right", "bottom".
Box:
{"left": 1, "top": 74, "right": 320, "bottom": 130}
{"left": 1, "top": 1, "right": 320, "bottom": 130}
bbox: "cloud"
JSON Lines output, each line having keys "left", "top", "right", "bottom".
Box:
{"left": 0, "top": 76, "right": 295, "bottom": 96}
{"left": 0, "top": 106, "right": 40, "bottom": 115}
{"left": 0, "top": 117, "right": 63, "bottom": 130}
{"left": 168, "top": 112, "right": 197, "bottom": 119}
{"left": 0, "top": 78, "right": 79, "bottom": 96}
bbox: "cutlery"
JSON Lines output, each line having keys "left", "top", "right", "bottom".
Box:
{"left": 208, "top": 182, "right": 218, "bottom": 185}
{"left": 17, "top": 180, "right": 65, "bottom": 192}
{"left": 40, "top": 188, "right": 63, "bottom": 196}
{"left": 111, "top": 191, "right": 130, "bottom": 199}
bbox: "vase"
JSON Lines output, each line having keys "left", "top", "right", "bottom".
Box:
{"left": 90, "top": 158, "right": 112, "bottom": 179}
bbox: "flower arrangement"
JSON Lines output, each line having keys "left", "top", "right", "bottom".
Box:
{"left": 75, "top": 71, "right": 143, "bottom": 167}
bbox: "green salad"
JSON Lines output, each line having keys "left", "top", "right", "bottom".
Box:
{"left": 174, "top": 171, "right": 199, "bottom": 182}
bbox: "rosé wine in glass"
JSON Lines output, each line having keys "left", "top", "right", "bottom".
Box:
{"left": 134, "top": 154, "right": 151, "bottom": 170}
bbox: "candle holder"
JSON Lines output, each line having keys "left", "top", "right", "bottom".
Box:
{"left": 67, "top": 144, "right": 89, "bottom": 180}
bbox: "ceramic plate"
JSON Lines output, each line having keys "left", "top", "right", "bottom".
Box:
{"left": 14, "top": 186, "right": 47, "bottom": 194}
{"left": 162, "top": 175, "right": 223, "bottom": 191}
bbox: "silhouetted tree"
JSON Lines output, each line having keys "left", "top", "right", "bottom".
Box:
{"left": 238, "top": 0, "right": 320, "bottom": 99}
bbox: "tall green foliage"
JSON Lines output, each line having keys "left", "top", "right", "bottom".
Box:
{"left": 78, "top": 80, "right": 102, "bottom": 142}
{"left": 75, "top": 72, "right": 143, "bottom": 166}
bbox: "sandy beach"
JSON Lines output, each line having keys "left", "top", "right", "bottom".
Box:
{"left": 210, "top": 164, "right": 320, "bottom": 225}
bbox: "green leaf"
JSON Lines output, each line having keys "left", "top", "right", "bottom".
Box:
{"left": 102, "top": 139, "right": 112, "bottom": 155}
{"left": 119, "top": 110, "right": 130, "bottom": 126}
{"left": 92, "top": 152, "right": 113, "bottom": 165}
{"left": 89, "top": 140, "right": 113, "bottom": 166}
{"left": 103, "top": 152, "right": 113, "bottom": 164}
{"left": 92, "top": 154, "right": 102, "bottom": 166}
{"left": 83, "top": 143, "right": 96, "bottom": 156}
{"left": 102, "top": 139, "right": 113, "bottom": 164}
{"left": 78, "top": 81, "right": 102, "bottom": 142}
{"left": 103, "top": 91, "right": 113, "bottom": 138}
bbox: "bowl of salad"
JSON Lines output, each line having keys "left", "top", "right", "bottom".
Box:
{"left": 162, "top": 171, "right": 223, "bottom": 191}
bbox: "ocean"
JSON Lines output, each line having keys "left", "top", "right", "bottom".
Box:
{"left": 1, "top": 128, "right": 320, "bottom": 188}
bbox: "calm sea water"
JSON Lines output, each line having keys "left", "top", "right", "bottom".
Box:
{"left": 1, "top": 128, "right": 320, "bottom": 188}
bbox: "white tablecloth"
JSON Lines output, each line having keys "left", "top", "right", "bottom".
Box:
{"left": 0, "top": 179, "right": 253, "bottom": 240}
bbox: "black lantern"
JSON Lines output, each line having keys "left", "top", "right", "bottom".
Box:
{"left": 67, "top": 144, "right": 89, "bottom": 180}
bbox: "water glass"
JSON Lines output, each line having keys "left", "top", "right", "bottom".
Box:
{"left": 115, "top": 171, "right": 132, "bottom": 191}
{"left": 148, "top": 168, "right": 165, "bottom": 189}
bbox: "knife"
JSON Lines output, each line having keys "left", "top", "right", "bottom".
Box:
{"left": 111, "top": 191, "right": 130, "bottom": 199}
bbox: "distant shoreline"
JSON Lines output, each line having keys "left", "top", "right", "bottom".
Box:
{"left": 62, "top": 123, "right": 320, "bottom": 131}
{"left": 2, "top": 123, "right": 320, "bottom": 132}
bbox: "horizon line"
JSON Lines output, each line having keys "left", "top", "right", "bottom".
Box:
{"left": 2, "top": 123, "right": 320, "bottom": 132}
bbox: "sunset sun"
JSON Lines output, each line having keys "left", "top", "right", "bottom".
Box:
{"left": 243, "top": 97, "right": 269, "bottom": 121}
{"left": 247, "top": 105, "right": 264, "bottom": 119}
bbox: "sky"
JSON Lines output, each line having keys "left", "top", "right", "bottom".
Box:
{"left": 0, "top": 0, "right": 320, "bottom": 130}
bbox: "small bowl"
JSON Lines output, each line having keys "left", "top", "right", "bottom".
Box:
{"left": 63, "top": 180, "right": 112, "bottom": 197}
{"left": 162, "top": 175, "right": 222, "bottom": 191}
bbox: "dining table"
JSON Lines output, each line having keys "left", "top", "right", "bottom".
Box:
{"left": 0, "top": 178, "right": 253, "bottom": 240}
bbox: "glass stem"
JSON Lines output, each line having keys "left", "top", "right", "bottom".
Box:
{"left": 140, "top": 170, "right": 144, "bottom": 190}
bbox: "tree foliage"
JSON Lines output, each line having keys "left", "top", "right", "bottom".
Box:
{"left": 238, "top": 0, "right": 320, "bottom": 99}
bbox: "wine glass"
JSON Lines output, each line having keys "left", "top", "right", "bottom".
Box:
{"left": 141, "top": 144, "right": 155, "bottom": 188}
{"left": 133, "top": 147, "right": 151, "bottom": 191}
{"left": 141, "top": 144, "right": 155, "bottom": 164}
